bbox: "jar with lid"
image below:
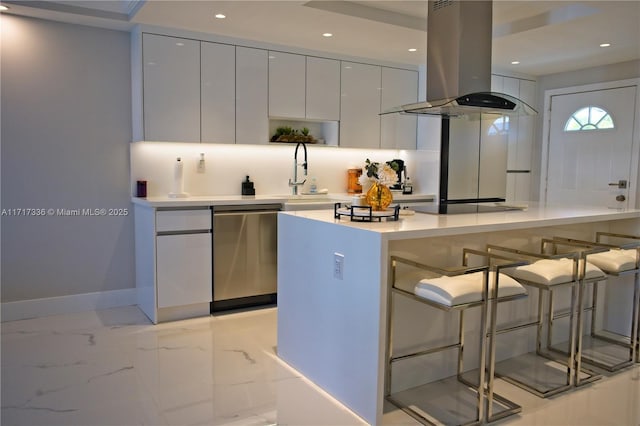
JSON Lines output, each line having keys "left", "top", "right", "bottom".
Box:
{"left": 347, "top": 168, "right": 363, "bottom": 194}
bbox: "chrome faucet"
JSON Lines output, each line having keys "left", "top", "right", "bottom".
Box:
{"left": 288, "top": 142, "right": 308, "bottom": 195}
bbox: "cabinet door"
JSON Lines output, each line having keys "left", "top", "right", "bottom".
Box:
{"left": 515, "top": 79, "right": 535, "bottom": 170}
{"left": 380, "top": 67, "right": 418, "bottom": 149}
{"left": 201, "top": 42, "right": 235, "bottom": 144}
{"left": 143, "top": 34, "right": 200, "bottom": 142}
{"left": 156, "top": 233, "right": 212, "bottom": 308}
{"left": 340, "top": 62, "right": 381, "bottom": 148}
{"left": 269, "top": 51, "right": 306, "bottom": 118}
{"left": 236, "top": 47, "right": 268, "bottom": 144}
{"left": 507, "top": 173, "right": 531, "bottom": 202}
{"left": 306, "top": 57, "right": 340, "bottom": 120}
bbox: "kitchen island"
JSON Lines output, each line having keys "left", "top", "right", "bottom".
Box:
{"left": 276, "top": 203, "right": 640, "bottom": 424}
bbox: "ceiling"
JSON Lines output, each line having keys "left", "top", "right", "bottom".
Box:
{"left": 3, "top": 0, "right": 639, "bottom": 76}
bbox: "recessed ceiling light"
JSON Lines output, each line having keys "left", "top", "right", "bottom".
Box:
{"left": 511, "top": 61, "right": 520, "bottom": 65}
{"left": 600, "top": 43, "right": 611, "bottom": 47}
{"left": 0, "top": 5, "right": 9, "bottom": 11}
{"left": 322, "top": 33, "right": 333, "bottom": 37}
{"left": 176, "top": 42, "right": 185, "bottom": 47}
{"left": 408, "top": 48, "right": 417, "bottom": 52}
{"left": 215, "top": 13, "right": 226, "bottom": 19}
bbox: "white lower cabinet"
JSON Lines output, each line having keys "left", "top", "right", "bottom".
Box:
{"left": 156, "top": 232, "right": 212, "bottom": 308}
{"left": 134, "top": 205, "right": 213, "bottom": 323}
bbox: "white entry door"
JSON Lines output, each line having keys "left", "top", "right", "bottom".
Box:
{"left": 545, "top": 84, "right": 638, "bottom": 208}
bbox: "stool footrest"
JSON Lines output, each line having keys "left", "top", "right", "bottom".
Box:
{"left": 386, "top": 374, "right": 521, "bottom": 426}
{"left": 494, "top": 351, "right": 599, "bottom": 397}
{"left": 551, "top": 334, "right": 635, "bottom": 372}
{"left": 390, "top": 342, "right": 460, "bottom": 364}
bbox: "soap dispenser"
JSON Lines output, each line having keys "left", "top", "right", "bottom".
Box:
{"left": 242, "top": 176, "right": 256, "bottom": 195}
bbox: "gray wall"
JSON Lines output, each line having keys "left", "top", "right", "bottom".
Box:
{"left": 1, "top": 15, "right": 134, "bottom": 302}
{"left": 531, "top": 59, "right": 640, "bottom": 204}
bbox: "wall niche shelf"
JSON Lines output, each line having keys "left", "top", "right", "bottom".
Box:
{"left": 268, "top": 118, "right": 339, "bottom": 146}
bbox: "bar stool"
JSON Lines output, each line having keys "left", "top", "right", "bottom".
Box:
{"left": 542, "top": 233, "right": 640, "bottom": 370}
{"left": 485, "top": 244, "right": 604, "bottom": 396}
{"left": 386, "top": 250, "right": 527, "bottom": 425}
{"left": 596, "top": 232, "right": 640, "bottom": 364}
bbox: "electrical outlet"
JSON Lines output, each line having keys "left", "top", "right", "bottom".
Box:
{"left": 334, "top": 253, "right": 344, "bottom": 280}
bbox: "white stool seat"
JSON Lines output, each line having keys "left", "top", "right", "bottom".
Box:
{"left": 587, "top": 249, "right": 637, "bottom": 274}
{"left": 413, "top": 271, "right": 527, "bottom": 307}
{"left": 508, "top": 258, "right": 605, "bottom": 286}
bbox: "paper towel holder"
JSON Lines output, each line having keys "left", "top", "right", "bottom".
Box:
{"left": 168, "top": 157, "right": 190, "bottom": 198}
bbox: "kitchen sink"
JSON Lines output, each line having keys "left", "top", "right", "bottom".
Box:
{"left": 285, "top": 194, "right": 331, "bottom": 202}
{"left": 282, "top": 195, "right": 336, "bottom": 211}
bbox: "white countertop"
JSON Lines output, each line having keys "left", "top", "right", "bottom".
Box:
{"left": 281, "top": 203, "right": 640, "bottom": 240}
{"left": 131, "top": 192, "right": 435, "bottom": 208}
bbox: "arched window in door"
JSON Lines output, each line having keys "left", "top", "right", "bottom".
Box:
{"left": 564, "top": 106, "right": 614, "bottom": 131}
{"left": 488, "top": 116, "right": 509, "bottom": 135}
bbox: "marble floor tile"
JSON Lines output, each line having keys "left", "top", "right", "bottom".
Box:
{"left": 2, "top": 306, "right": 639, "bottom": 426}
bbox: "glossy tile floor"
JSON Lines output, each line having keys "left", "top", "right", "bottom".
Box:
{"left": 1, "top": 305, "right": 638, "bottom": 426}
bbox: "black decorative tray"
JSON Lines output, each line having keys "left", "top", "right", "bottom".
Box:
{"left": 334, "top": 203, "right": 400, "bottom": 222}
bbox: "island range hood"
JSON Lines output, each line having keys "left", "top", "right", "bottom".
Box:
{"left": 386, "top": 0, "right": 536, "bottom": 117}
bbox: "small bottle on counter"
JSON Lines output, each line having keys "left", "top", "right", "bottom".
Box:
{"left": 310, "top": 177, "right": 318, "bottom": 194}
{"left": 402, "top": 177, "right": 413, "bottom": 194}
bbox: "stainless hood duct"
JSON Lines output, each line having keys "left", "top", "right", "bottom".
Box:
{"left": 385, "top": 0, "right": 536, "bottom": 117}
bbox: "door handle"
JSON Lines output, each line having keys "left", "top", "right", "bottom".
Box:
{"left": 608, "top": 179, "right": 628, "bottom": 189}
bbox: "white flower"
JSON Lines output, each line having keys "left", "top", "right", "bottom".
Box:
{"left": 360, "top": 159, "right": 399, "bottom": 187}
{"left": 377, "top": 164, "right": 399, "bottom": 187}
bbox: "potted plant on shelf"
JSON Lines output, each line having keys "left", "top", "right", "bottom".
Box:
{"left": 271, "top": 126, "right": 317, "bottom": 143}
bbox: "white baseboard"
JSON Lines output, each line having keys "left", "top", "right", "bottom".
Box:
{"left": 1, "top": 288, "right": 137, "bottom": 322}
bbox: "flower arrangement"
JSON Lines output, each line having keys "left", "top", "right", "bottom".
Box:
{"left": 358, "top": 159, "right": 399, "bottom": 211}
{"left": 358, "top": 159, "right": 399, "bottom": 188}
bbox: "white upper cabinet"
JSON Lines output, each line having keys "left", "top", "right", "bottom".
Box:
{"left": 236, "top": 47, "right": 269, "bottom": 144}
{"left": 135, "top": 29, "right": 418, "bottom": 148}
{"left": 514, "top": 79, "right": 535, "bottom": 170}
{"left": 201, "top": 42, "right": 236, "bottom": 144}
{"left": 380, "top": 67, "right": 418, "bottom": 149}
{"left": 268, "top": 51, "right": 306, "bottom": 118}
{"left": 143, "top": 34, "right": 200, "bottom": 142}
{"left": 340, "top": 62, "right": 382, "bottom": 149}
{"left": 503, "top": 76, "right": 520, "bottom": 98}
{"left": 491, "top": 74, "right": 537, "bottom": 201}
{"left": 306, "top": 57, "right": 340, "bottom": 121}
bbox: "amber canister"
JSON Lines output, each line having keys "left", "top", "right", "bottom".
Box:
{"left": 347, "top": 168, "right": 363, "bottom": 194}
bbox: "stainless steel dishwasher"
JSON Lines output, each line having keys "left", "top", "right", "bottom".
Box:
{"left": 211, "top": 204, "right": 280, "bottom": 312}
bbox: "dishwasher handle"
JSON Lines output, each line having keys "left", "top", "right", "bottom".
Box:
{"left": 213, "top": 204, "right": 282, "bottom": 214}
{"left": 214, "top": 210, "right": 279, "bottom": 217}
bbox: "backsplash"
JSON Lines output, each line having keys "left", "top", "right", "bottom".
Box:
{"left": 130, "top": 142, "right": 440, "bottom": 197}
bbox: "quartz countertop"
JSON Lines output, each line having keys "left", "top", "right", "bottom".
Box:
{"left": 131, "top": 192, "right": 435, "bottom": 208}
{"left": 281, "top": 202, "right": 640, "bottom": 240}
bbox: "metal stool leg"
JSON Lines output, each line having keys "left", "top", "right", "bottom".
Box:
{"left": 486, "top": 244, "right": 600, "bottom": 396}
{"left": 546, "top": 236, "right": 639, "bottom": 370}
{"left": 386, "top": 255, "right": 524, "bottom": 425}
